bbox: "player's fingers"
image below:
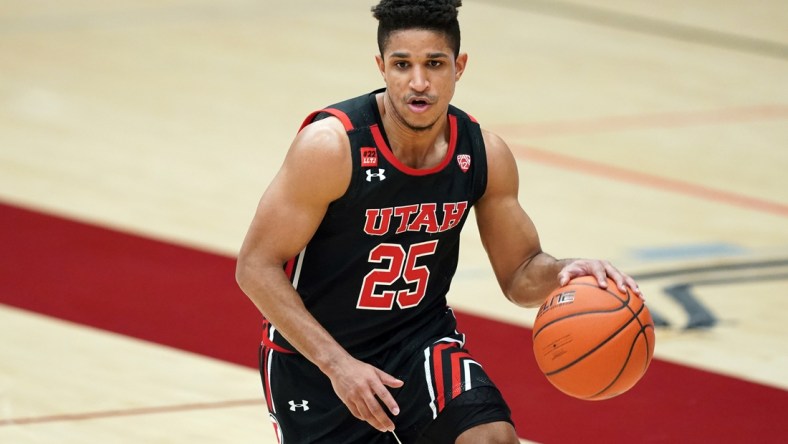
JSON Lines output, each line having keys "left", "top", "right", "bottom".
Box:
{"left": 378, "top": 370, "right": 404, "bottom": 389}
{"left": 372, "top": 382, "right": 401, "bottom": 417}
{"left": 344, "top": 398, "right": 364, "bottom": 421}
{"left": 593, "top": 261, "right": 609, "bottom": 288}
{"left": 557, "top": 269, "right": 571, "bottom": 286}
{"left": 348, "top": 396, "right": 366, "bottom": 420}
{"left": 375, "top": 371, "right": 402, "bottom": 416}
{"left": 601, "top": 261, "right": 628, "bottom": 292}
{"left": 361, "top": 393, "right": 395, "bottom": 432}
{"left": 602, "top": 262, "right": 641, "bottom": 296}
{"left": 624, "top": 275, "right": 643, "bottom": 297}
{"left": 347, "top": 396, "right": 384, "bottom": 431}
{"left": 557, "top": 263, "right": 581, "bottom": 286}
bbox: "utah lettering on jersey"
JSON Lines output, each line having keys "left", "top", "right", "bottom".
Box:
{"left": 363, "top": 201, "right": 469, "bottom": 235}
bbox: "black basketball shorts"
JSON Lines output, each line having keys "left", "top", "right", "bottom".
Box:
{"left": 258, "top": 332, "right": 513, "bottom": 443}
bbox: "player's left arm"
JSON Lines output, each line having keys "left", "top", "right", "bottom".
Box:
{"left": 473, "top": 129, "right": 639, "bottom": 308}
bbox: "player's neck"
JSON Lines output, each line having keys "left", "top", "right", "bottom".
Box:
{"left": 378, "top": 94, "right": 449, "bottom": 170}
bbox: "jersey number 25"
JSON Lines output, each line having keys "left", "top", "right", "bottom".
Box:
{"left": 356, "top": 240, "right": 438, "bottom": 310}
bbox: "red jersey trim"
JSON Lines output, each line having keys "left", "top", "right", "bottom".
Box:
{"left": 260, "top": 345, "right": 275, "bottom": 412}
{"left": 261, "top": 320, "right": 297, "bottom": 354}
{"left": 283, "top": 256, "right": 296, "bottom": 281}
{"left": 299, "top": 108, "right": 354, "bottom": 132}
{"left": 369, "top": 114, "right": 458, "bottom": 176}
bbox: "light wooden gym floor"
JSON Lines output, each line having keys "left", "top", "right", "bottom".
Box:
{"left": 1, "top": 0, "right": 786, "bottom": 442}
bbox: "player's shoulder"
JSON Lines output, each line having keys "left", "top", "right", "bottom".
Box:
{"left": 446, "top": 106, "right": 509, "bottom": 156}
{"left": 296, "top": 116, "right": 349, "bottom": 149}
{"left": 479, "top": 128, "right": 515, "bottom": 163}
{"left": 289, "top": 116, "right": 351, "bottom": 165}
{"left": 477, "top": 127, "right": 519, "bottom": 198}
{"left": 277, "top": 116, "right": 352, "bottom": 202}
{"left": 480, "top": 128, "right": 506, "bottom": 147}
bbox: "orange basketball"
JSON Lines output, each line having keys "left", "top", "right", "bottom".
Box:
{"left": 532, "top": 276, "right": 655, "bottom": 400}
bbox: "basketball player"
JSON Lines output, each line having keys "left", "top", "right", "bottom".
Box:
{"left": 236, "top": 1, "right": 640, "bottom": 442}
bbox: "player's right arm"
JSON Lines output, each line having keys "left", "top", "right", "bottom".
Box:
{"left": 235, "top": 117, "right": 402, "bottom": 433}
{"left": 474, "top": 129, "right": 640, "bottom": 307}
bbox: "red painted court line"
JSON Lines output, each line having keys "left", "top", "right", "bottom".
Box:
{"left": 495, "top": 104, "right": 788, "bottom": 138}
{"left": 514, "top": 145, "right": 788, "bottom": 218}
{"left": 2, "top": 203, "right": 786, "bottom": 442}
{"left": 0, "top": 398, "right": 263, "bottom": 427}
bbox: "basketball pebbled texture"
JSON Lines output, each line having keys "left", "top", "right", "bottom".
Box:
{"left": 532, "top": 276, "right": 656, "bottom": 400}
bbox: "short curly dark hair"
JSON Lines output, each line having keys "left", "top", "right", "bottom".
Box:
{"left": 371, "top": 0, "right": 462, "bottom": 58}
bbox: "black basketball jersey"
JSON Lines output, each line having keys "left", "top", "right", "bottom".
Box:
{"left": 265, "top": 88, "right": 488, "bottom": 359}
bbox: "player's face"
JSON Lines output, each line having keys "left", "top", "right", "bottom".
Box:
{"left": 376, "top": 29, "right": 467, "bottom": 132}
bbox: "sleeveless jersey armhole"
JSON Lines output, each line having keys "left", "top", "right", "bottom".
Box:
{"left": 470, "top": 119, "right": 488, "bottom": 204}
{"left": 450, "top": 107, "right": 488, "bottom": 205}
{"left": 298, "top": 107, "right": 368, "bottom": 210}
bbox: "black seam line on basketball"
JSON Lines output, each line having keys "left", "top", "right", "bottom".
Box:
{"left": 643, "top": 325, "right": 655, "bottom": 361}
{"left": 628, "top": 301, "right": 647, "bottom": 327}
{"left": 532, "top": 283, "right": 629, "bottom": 339}
{"left": 586, "top": 324, "right": 649, "bottom": 399}
{"left": 532, "top": 307, "right": 625, "bottom": 340}
{"left": 543, "top": 312, "right": 640, "bottom": 376}
{"left": 481, "top": 0, "right": 788, "bottom": 61}
{"left": 587, "top": 328, "right": 647, "bottom": 399}
{"left": 622, "top": 291, "right": 655, "bottom": 334}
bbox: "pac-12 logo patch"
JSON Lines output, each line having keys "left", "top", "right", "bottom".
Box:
{"left": 456, "top": 154, "right": 471, "bottom": 173}
{"left": 361, "top": 147, "right": 378, "bottom": 167}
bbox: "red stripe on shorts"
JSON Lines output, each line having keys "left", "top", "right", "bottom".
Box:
{"left": 432, "top": 342, "right": 456, "bottom": 412}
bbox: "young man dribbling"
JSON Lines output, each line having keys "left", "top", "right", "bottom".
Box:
{"left": 236, "top": 1, "right": 640, "bottom": 442}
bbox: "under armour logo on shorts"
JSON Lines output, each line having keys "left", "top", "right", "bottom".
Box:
{"left": 289, "top": 400, "right": 310, "bottom": 411}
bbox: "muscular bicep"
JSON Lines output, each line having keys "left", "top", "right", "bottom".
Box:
{"left": 235, "top": 119, "right": 358, "bottom": 366}
{"left": 238, "top": 119, "right": 351, "bottom": 268}
{"left": 474, "top": 131, "right": 543, "bottom": 296}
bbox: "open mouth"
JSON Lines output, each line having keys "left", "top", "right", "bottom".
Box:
{"left": 407, "top": 97, "right": 431, "bottom": 112}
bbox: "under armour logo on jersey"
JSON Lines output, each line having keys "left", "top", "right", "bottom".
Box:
{"left": 456, "top": 154, "right": 471, "bottom": 173}
{"left": 289, "top": 400, "right": 310, "bottom": 411}
{"left": 366, "top": 169, "right": 386, "bottom": 182}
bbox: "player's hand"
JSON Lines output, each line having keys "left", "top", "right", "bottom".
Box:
{"left": 325, "top": 355, "right": 403, "bottom": 433}
{"left": 557, "top": 259, "right": 641, "bottom": 296}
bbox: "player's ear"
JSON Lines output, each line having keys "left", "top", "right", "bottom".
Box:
{"left": 375, "top": 54, "right": 386, "bottom": 78}
{"left": 454, "top": 52, "right": 468, "bottom": 82}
